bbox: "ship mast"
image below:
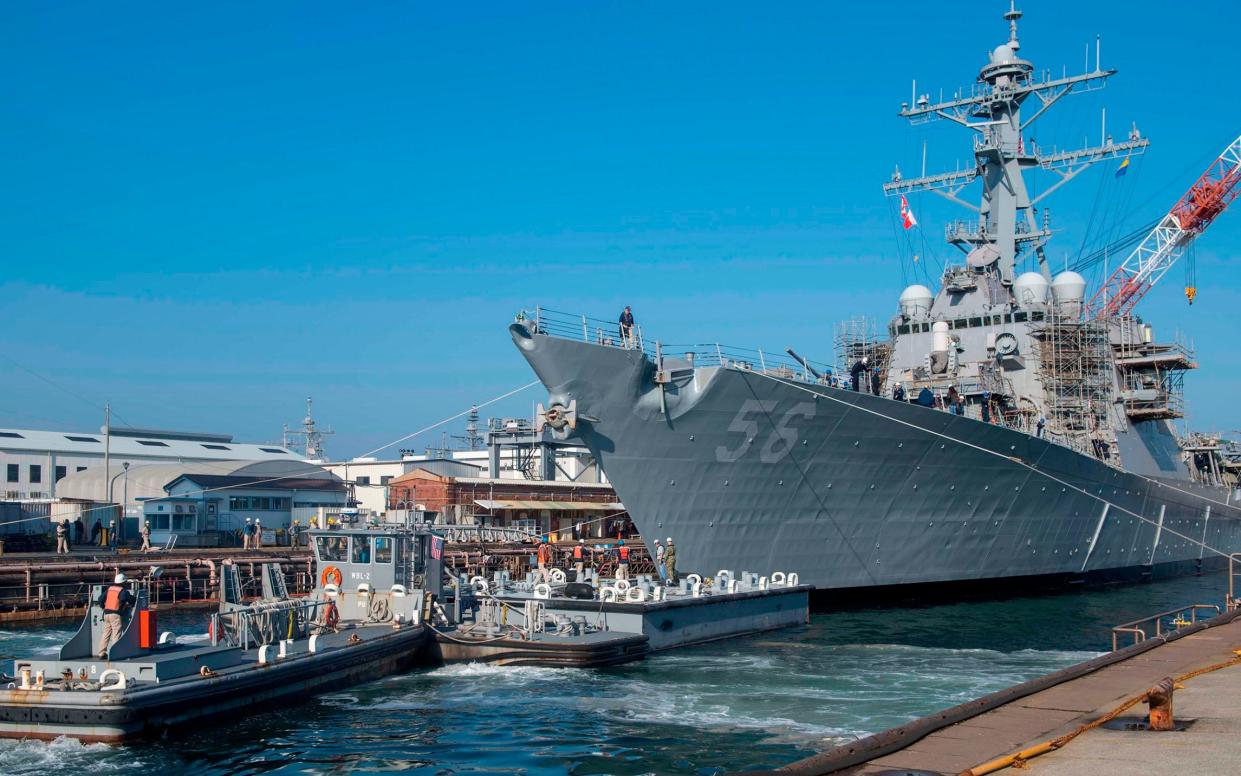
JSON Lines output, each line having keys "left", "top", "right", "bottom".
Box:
{"left": 883, "top": 2, "right": 1148, "bottom": 287}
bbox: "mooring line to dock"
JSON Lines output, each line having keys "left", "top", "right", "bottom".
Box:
{"left": 358, "top": 380, "right": 541, "bottom": 458}
{"left": 752, "top": 371, "right": 1239, "bottom": 562}
{"left": 961, "top": 647, "right": 1241, "bottom": 775}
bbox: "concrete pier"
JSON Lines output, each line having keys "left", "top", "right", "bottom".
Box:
{"left": 1025, "top": 660, "right": 1241, "bottom": 773}
{"left": 767, "top": 607, "right": 1241, "bottom": 775}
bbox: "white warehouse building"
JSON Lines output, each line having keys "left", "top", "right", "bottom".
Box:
{"left": 0, "top": 425, "right": 300, "bottom": 502}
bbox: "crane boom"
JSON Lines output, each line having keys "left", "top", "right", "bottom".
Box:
{"left": 1085, "top": 134, "right": 1241, "bottom": 319}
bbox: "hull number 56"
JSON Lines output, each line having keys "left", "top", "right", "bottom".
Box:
{"left": 715, "top": 400, "right": 817, "bottom": 464}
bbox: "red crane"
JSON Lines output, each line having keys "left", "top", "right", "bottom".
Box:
{"left": 1085, "top": 134, "right": 1241, "bottom": 319}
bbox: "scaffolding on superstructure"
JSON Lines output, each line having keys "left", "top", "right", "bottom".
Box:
{"left": 834, "top": 317, "right": 891, "bottom": 392}
{"left": 1032, "top": 314, "right": 1115, "bottom": 461}
{"left": 1112, "top": 316, "right": 1194, "bottom": 422}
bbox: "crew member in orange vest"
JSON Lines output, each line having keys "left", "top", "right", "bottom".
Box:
{"left": 572, "top": 539, "right": 587, "bottom": 579}
{"left": 616, "top": 539, "right": 630, "bottom": 581}
{"left": 535, "top": 537, "right": 552, "bottom": 584}
{"left": 95, "top": 573, "right": 135, "bottom": 659}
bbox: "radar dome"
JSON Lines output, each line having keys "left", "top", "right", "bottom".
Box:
{"left": 1051, "top": 271, "right": 1087, "bottom": 317}
{"left": 991, "top": 44, "right": 1016, "bottom": 65}
{"left": 1013, "top": 272, "right": 1049, "bottom": 309}
{"left": 899, "top": 285, "right": 933, "bottom": 319}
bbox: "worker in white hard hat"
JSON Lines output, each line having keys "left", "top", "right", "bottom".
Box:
{"left": 253, "top": 518, "right": 263, "bottom": 549}
{"left": 55, "top": 519, "right": 70, "bottom": 554}
{"left": 664, "top": 537, "right": 677, "bottom": 585}
{"left": 139, "top": 520, "right": 152, "bottom": 552}
{"left": 242, "top": 517, "right": 253, "bottom": 549}
{"left": 96, "top": 572, "right": 135, "bottom": 659}
{"left": 850, "top": 356, "right": 868, "bottom": 392}
{"left": 572, "top": 539, "right": 587, "bottom": 580}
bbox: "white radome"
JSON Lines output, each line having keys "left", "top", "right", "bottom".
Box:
{"left": 899, "top": 284, "right": 934, "bottom": 319}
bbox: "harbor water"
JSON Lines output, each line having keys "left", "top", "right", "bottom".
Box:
{"left": 0, "top": 571, "right": 1229, "bottom": 775}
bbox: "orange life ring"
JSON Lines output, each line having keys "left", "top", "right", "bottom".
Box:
{"left": 321, "top": 566, "right": 343, "bottom": 587}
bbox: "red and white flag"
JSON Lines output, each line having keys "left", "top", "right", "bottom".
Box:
{"left": 900, "top": 195, "right": 918, "bottom": 230}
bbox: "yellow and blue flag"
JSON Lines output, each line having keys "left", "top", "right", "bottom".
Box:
{"left": 1115, "top": 157, "right": 1130, "bottom": 178}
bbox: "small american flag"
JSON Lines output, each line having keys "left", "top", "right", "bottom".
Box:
{"left": 430, "top": 536, "right": 444, "bottom": 560}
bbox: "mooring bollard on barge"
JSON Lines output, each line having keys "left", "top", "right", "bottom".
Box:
{"left": 430, "top": 566, "right": 810, "bottom": 666}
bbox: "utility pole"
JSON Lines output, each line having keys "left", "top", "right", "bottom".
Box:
{"left": 103, "top": 403, "right": 111, "bottom": 502}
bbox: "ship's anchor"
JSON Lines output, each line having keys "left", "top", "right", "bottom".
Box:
{"left": 536, "top": 399, "right": 578, "bottom": 433}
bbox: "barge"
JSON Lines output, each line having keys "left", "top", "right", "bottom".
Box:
{"left": 0, "top": 522, "right": 445, "bottom": 742}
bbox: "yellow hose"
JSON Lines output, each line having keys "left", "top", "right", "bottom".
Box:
{"left": 960, "top": 650, "right": 1241, "bottom": 776}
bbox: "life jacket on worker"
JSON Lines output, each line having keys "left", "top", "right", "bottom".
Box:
{"left": 618, "top": 545, "right": 630, "bottom": 562}
{"left": 537, "top": 544, "right": 551, "bottom": 564}
{"left": 572, "top": 545, "right": 583, "bottom": 561}
{"left": 103, "top": 585, "right": 125, "bottom": 614}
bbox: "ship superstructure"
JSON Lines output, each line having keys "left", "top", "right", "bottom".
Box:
{"left": 509, "top": 5, "right": 1241, "bottom": 595}
{"left": 878, "top": 3, "right": 1174, "bottom": 474}
{"left": 875, "top": 5, "right": 1241, "bottom": 481}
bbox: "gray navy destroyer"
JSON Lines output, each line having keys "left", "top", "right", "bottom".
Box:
{"left": 510, "top": 4, "right": 1241, "bottom": 597}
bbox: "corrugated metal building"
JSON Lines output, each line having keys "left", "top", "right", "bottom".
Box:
{"left": 0, "top": 425, "right": 299, "bottom": 502}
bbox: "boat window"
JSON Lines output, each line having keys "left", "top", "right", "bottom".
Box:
{"left": 351, "top": 536, "right": 372, "bottom": 564}
{"left": 1031, "top": 311, "right": 1045, "bottom": 321}
{"left": 897, "top": 324, "right": 910, "bottom": 335}
{"left": 969, "top": 317, "right": 982, "bottom": 327}
{"left": 1013, "top": 311, "right": 1028, "bottom": 322}
{"left": 953, "top": 319, "right": 967, "bottom": 329}
{"left": 1004, "top": 313, "right": 1013, "bottom": 323}
{"left": 374, "top": 537, "right": 393, "bottom": 564}
{"left": 316, "top": 535, "right": 348, "bottom": 562}
{"left": 921, "top": 322, "right": 931, "bottom": 332}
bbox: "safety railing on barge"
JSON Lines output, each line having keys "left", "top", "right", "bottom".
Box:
{"left": 519, "top": 306, "right": 835, "bottom": 385}
{"left": 211, "top": 598, "right": 324, "bottom": 650}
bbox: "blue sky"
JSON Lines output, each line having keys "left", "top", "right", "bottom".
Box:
{"left": 2, "top": 1, "right": 1239, "bottom": 457}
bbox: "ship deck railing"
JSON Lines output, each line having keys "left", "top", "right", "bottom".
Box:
{"left": 520, "top": 306, "right": 835, "bottom": 385}
{"left": 522, "top": 306, "right": 652, "bottom": 355}
{"left": 521, "top": 307, "right": 1130, "bottom": 463}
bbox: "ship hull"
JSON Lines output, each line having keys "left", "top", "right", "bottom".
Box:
{"left": 511, "top": 323, "right": 1241, "bottom": 593}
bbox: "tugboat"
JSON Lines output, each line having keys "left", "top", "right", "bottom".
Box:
{"left": 0, "top": 520, "right": 443, "bottom": 743}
